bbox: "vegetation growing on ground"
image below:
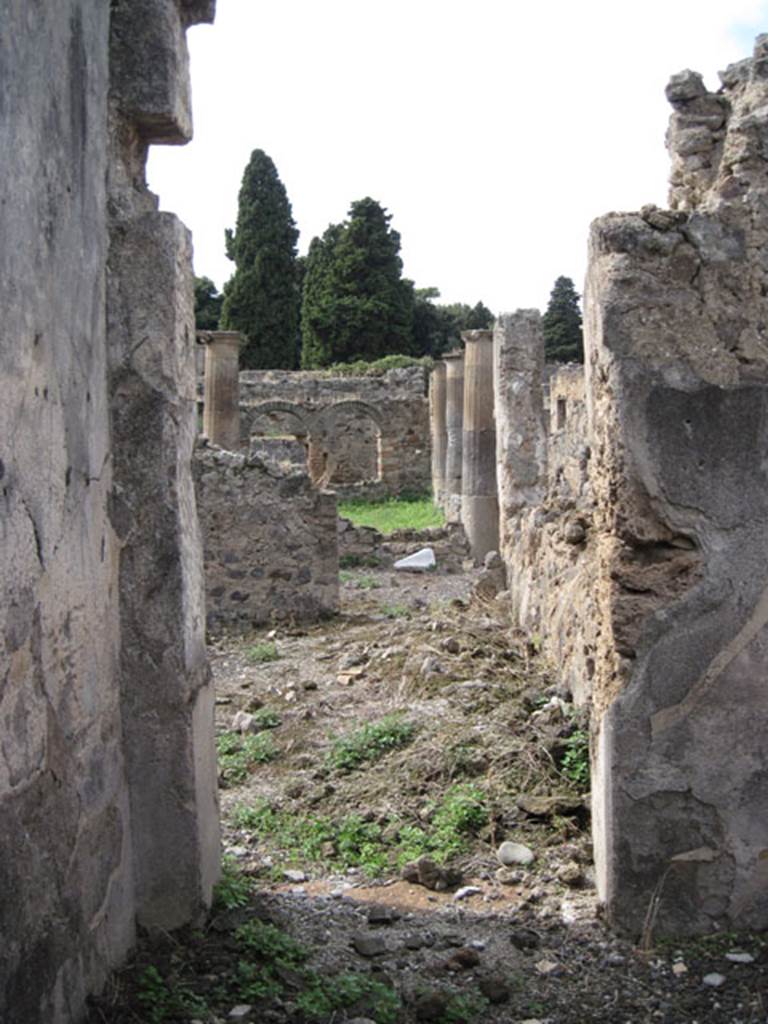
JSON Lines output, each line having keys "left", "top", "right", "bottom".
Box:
{"left": 221, "top": 149, "right": 300, "bottom": 369}
{"left": 338, "top": 495, "right": 445, "bottom": 534}
{"left": 542, "top": 275, "right": 584, "bottom": 363}
{"left": 326, "top": 714, "right": 417, "bottom": 772}
{"left": 245, "top": 640, "right": 280, "bottom": 663}
{"left": 217, "top": 731, "right": 277, "bottom": 785}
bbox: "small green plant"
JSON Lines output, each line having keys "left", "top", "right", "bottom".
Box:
{"left": 251, "top": 706, "right": 281, "bottom": 730}
{"left": 217, "top": 731, "right": 277, "bottom": 785}
{"left": 246, "top": 641, "right": 280, "bottom": 664}
{"left": 560, "top": 728, "right": 590, "bottom": 788}
{"left": 382, "top": 603, "right": 410, "bottom": 619}
{"left": 235, "top": 919, "right": 307, "bottom": 967}
{"left": 441, "top": 990, "right": 490, "bottom": 1023}
{"left": 296, "top": 971, "right": 401, "bottom": 1022}
{"left": 136, "top": 965, "right": 208, "bottom": 1024}
{"left": 354, "top": 573, "right": 381, "bottom": 590}
{"left": 339, "top": 552, "right": 383, "bottom": 568}
{"left": 336, "top": 814, "right": 388, "bottom": 876}
{"left": 326, "top": 714, "right": 416, "bottom": 772}
{"left": 213, "top": 855, "right": 252, "bottom": 910}
{"left": 339, "top": 569, "right": 354, "bottom": 582}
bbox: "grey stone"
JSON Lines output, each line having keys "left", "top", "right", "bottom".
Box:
{"left": 394, "top": 547, "right": 436, "bottom": 572}
{"left": 497, "top": 841, "right": 535, "bottom": 866}
{"left": 352, "top": 933, "right": 389, "bottom": 957}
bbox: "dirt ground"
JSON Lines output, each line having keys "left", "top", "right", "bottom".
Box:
{"left": 87, "top": 556, "right": 768, "bottom": 1024}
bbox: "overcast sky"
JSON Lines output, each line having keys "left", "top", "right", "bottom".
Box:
{"left": 148, "top": 0, "right": 767, "bottom": 315}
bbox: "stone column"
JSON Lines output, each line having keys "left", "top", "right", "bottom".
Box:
{"left": 202, "top": 331, "right": 243, "bottom": 451}
{"left": 429, "top": 362, "right": 447, "bottom": 507}
{"left": 461, "top": 330, "right": 498, "bottom": 562}
{"left": 443, "top": 350, "right": 464, "bottom": 523}
{"left": 493, "top": 311, "right": 547, "bottom": 572}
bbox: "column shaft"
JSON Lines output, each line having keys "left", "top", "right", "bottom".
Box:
{"left": 461, "top": 331, "right": 498, "bottom": 561}
{"left": 202, "top": 331, "right": 243, "bottom": 450}
{"left": 429, "top": 363, "right": 447, "bottom": 506}
{"left": 443, "top": 351, "right": 464, "bottom": 523}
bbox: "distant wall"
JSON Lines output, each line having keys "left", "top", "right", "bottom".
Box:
{"left": 236, "top": 366, "right": 431, "bottom": 498}
{"left": 195, "top": 445, "right": 339, "bottom": 631}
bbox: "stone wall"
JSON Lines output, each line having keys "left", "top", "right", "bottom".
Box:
{"left": 236, "top": 366, "right": 431, "bottom": 498}
{"left": 195, "top": 445, "right": 339, "bottom": 631}
{"left": 489, "top": 37, "right": 768, "bottom": 936}
{"left": 0, "top": 3, "right": 219, "bottom": 1021}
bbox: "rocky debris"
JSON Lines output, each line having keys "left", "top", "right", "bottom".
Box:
{"left": 352, "top": 933, "right": 389, "bottom": 957}
{"left": 367, "top": 904, "right": 400, "bottom": 925}
{"left": 517, "top": 793, "right": 585, "bottom": 817}
{"left": 444, "top": 946, "right": 481, "bottom": 971}
{"left": 401, "top": 856, "right": 462, "bottom": 892}
{"left": 702, "top": 972, "right": 726, "bottom": 987}
{"left": 453, "top": 885, "right": 482, "bottom": 901}
{"left": 478, "top": 975, "right": 511, "bottom": 1004}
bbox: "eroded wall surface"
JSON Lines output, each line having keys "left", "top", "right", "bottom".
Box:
{"left": 195, "top": 445, "right": 340, "bottom": 631}
{"left": 0, "top": 2, "right": 218, "bottom": 1020}
{"left": 588, "top": 39, "right": 768, "bottom": 934}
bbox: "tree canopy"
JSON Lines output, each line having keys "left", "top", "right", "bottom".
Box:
{"left": 300, "top": 198, "right": 414, "bottom": 368}
{"left": 542, "top": 276, "right": 583, "bottom": 363}
{"left": 411, "top": 290, "right": 494, "bottom": 357}
{"left": 220, "top": 149, "right": 300, "bottom": 369}
{"left": 193, "top": 276, "right": 223, "bottom": 331}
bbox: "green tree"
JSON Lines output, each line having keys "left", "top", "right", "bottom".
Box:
{"left": 300, "top": 198, "right": 414, "bottom": 368}
{"left": 542, "top": 276, "right": 583, "bottom": 363}
{"left": 193, "top": 275, "right": 223, "bottom": 331}
{"left": 220, "top": 149, "right": 300, "bottom": 369}
{"left": 411, "top": 292, "right": 494, "bottom": 357}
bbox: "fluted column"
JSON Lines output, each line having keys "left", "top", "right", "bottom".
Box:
{"left": 461, "top": 330, "right": 498, "bottom": 561}
{"left": 443, "top": 350, "right": 464, "bottom": 523}
{"left": 201, "top": 331, "right": 243, "bottom": 450}
{"left": 429, "top": 362, "right": 447, "bottom": 506}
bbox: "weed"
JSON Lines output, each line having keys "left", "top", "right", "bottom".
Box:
{"left": 136, "top": 965, "right": 208, "bottom": 1024}
{"left": 245, "top": 641, "right": 279, "bottom": 663}
{"left": 336, "top": 814, "right": 388, "bottom": 876}
{"left": 296, "top": 971, "right": 401, "bottom": 1023}
{"left": 251, "top": 706, "right": 281, "bottom": 730}
{"left": 382, "top": 602, "right": 410, "bottom": 619}
{"left": 234, "top": 959, "right": 281, "bottom": 1001}
{"left": 354, "top": 573, "right": 381, "bottom": 590}
{"left": 560, "top": 728, "right": 590, "bottom": 788}
{"left": 339, "top": 552, "right": 383, "bottom": 568}
{"left": 235, "top": 920, "right": 307, "bottom": 967}
{"left": 213, "top": 855, "right": 252, "bottom": 910}
{"left": 326, "top": 714, "right": 416, "bottom": 772}
{"left": 338, "top": 496, "right": 444, "bottom": 534}
{"left": 395, "top": 784, "right": 487, "bottom": 865}
{"left": 217, "top": 731, "right": 277, "bottom": 785}
{"left": 441, "top": 990, "right": 490, "bottom": 1023}
{"left": 339, "top": 569, "right": 354, "bottom": 582}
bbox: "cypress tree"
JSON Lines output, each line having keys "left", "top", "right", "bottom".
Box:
{"left": 193, "top": 275, "right": 223, "bottom": 331}
{"left": 220, "top": 150, "right": 299, "bottom": 369}
{"left": 300, "top": 198, "right": 414, "bottom": 368}
{"left": 542, "top": 276, "right": 584, "bottom": 363}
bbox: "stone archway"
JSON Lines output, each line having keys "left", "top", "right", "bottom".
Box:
{"left": 313, "top": 400, "right": 397, "bottom": 490}
{"left": 243, "top": 401, "right": 311, "bottom": 474}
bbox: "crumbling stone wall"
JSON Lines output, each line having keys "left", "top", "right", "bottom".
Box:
{"left": 195, "top": 445, "right": 339, "bottom": 631}
{"left": 493, "top": 36, "right": 768, "bottom": 936}
{"left": 236, "top": 366, "right": 431, "bottom": 498}
{"left": 0, "top": 3, "right": 219, "bottom": 1021}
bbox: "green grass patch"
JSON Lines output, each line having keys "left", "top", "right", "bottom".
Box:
{"left": 338, "top": 496, "right": 444, "bottom": 535}
{"left": 245, "top": 641, "right": 280, "bottom": 664}
{"left": 326, "top": 714, "right": 416, "bottom": 772}
{"left": 217, "top": 731, "right": 277, "bottom": 786}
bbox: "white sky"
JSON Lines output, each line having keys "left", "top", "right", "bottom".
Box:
{"left": 148, "top": 0, "right": 768, "bottom": 315}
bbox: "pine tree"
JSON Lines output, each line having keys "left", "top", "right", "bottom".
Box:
{"left": 542, "top": 276, "right": 583, "bottom": 363}
{"left": 220, "top": 150, "right": 299, "bottom": 369}
{"left": 411, "top": 292, "right": 494, "bottom": 357}
{"left": 300, "top": 198, "right": 414, "bottom": 368}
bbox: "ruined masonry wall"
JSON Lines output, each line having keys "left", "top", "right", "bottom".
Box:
{"left": 237, "top": 366, "right": 431, "bottom": 498}
{"left": 0, "top": 3, "right": 218, "bottom": 1022}
{"left": 195, "top": 446, "right": 340, "bottom": 631}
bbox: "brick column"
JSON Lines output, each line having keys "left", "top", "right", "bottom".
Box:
{"left": 461, "top": 330, "right": 498, "bottom": 562}
{"left": 430, "top": 362, "right": 447, "bottom": 507}
{"left": 443, "top": 350, "right": 464, "bottom": 523}
{"left": 202, "top": 331, "right": 243, "bottom": 451}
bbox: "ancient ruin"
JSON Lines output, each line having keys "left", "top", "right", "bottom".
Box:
{"left": 1, "top": 3, "right": 219, "bottom": 1021}
{"left": 4, "top": 6, "right": 768, "bottom": 1019}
